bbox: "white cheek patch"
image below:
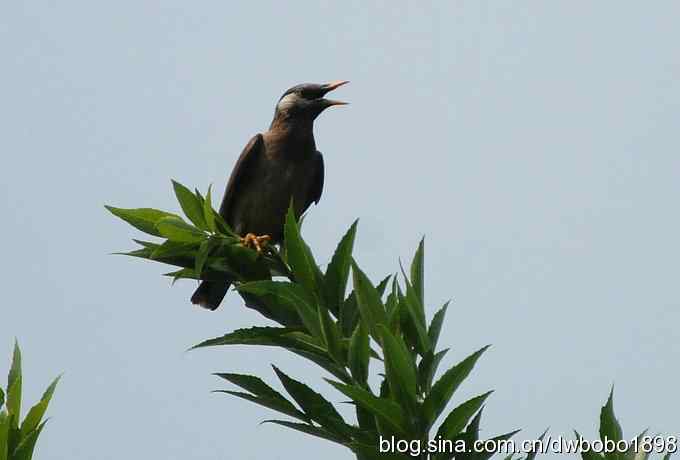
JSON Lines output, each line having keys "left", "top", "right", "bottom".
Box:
{"left": 277, "top": 93, "right": 300, "bottom": 111}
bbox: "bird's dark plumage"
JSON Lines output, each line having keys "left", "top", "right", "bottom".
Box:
{"left": 191, "top": 81, "right": 347, "bottom": 310}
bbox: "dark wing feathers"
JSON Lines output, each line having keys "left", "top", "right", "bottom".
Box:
{"left": 305, "top": 151, "right": 324, "bottom": 209}
{"left": 218, "top": 134, "right": 264, "bottom": 220}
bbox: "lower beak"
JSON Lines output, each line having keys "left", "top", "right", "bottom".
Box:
{"left": 323, "top": 99, "right": 349, "bottom": 107}
{"left": 320, "top": 80, "right": 349, "bottom": 106}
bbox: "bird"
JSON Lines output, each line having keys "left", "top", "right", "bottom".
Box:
{"left": 191, "top": 81, "right": 349, "bottom": 310}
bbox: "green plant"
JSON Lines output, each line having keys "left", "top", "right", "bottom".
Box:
{"left": 0, "top": 342, "right": 60, "bottom": 460}
{"left": 576, "top": 391, "right": 674, "bottom": 460}
{"left": 108, "top": 180, "right": 522, "bottom": 460}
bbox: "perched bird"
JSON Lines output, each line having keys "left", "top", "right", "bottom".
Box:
{"left": 191, "top": 81, "right": 349, "bottom": 310}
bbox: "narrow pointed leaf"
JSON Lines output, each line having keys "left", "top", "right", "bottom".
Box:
{"left": 410, "top": 238, "right": 425, "bottom": 307}
{"left": 172, "top": 179, "right": 207, "bottom": 230}
{"left": 156, "top": 216, "right": 206, "bottom": 243}
{"left": 203, "top": 185, "right": 216, "bottom": 232}
{"left": 324, "top": 220, "right": 358, "bottom": 316}
{"left": 12, "top": 420, "right": 47, "bottom": 460}
{"left": 7, "top": 341, "right": 22, "bottom": 420}
{"left": 526, "top": 429, "right": 549, "bottom": 460}
{"left": 216, "top": 390, "right": 308, "bottom": 422}
{"left": 600, "top": 389, "right": 623, "bottom": 444}
{"left": 348, "top": 323, "right": 370, "bottom": 383}
{"left": 284, "top": 205, "right": 323, "bottom": 299}
{"left": 351, "top": 262, "right": 388, "bottom": 341}
{"left": 399, "top": 271, "right": 430, "bottom": 354}
{"left": 273, "top": 366, "right": 352, "bottom": 439}
{"left": 20, "top": 375, "right": 60, "bottom": 437}
{"left": 216, "top": 373, "right": 295, "bottom": 404}
{"left": 105, "top": 206, "right": 180, "bottom": 236}
{"left": 195, "top": 239, "right": 210, "bottom": 277}
{"left": 474, "top": 430, "right": 522, "bottom": 460}
{"left": 434, "top": 391, "right": 493, "bottom": 441}
{"left": 423, "top": 346, "right": 490, "bottom": 428}
{"left": 429, "top": 301, "right": 450, "bottom": 348}
{"left": 326, "top": 379, "right": 409, "bottom": 435}
{"left": 236, "top": 281, "right": 320, "bottom": 338}
{"left": 379, "top": 325, "right": 417, "bottom": 414}
{"left": 263, "top": 420, "right": 347, "bottom": 445}
{"left": 192, "top": 326, "right": 301, "bottom": 349}
{"left": 340, "top": 291, "right": 359, "bottom": 337}
{"left": 318, "top": 304, "right": 343, "bottom": 363}
{"left": 150, "top": 240, "right": 198, "bottom": 259}
{"left": 418, "top": 348, "right": 449, "bottom": 393}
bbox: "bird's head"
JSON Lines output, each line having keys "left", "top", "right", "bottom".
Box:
{"left": 273, "top": 81, "right": 349, "bottom": 122}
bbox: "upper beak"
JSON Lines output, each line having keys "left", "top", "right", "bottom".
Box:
{"left": 320, "top": 80, "right": 349, "bottom": 106}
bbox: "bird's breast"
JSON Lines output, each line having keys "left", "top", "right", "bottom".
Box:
{"left": 229, "top": 146, "right": 316, "bottom": 241}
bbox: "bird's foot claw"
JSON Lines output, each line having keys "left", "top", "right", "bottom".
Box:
{"left": 240, "top": 233, "right": 271, "bottom": 253}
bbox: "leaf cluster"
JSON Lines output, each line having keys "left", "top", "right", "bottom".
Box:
{"left": 107, "top": 181, "right": 519, "bottom": 459}
{"left": 0, "top": 342, "right": 60, "bottom": 460}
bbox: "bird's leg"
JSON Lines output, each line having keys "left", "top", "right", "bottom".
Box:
{"left": 240, "top": 233, "right": 271, "bottom": 253}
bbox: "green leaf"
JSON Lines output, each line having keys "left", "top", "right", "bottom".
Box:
{"left": 340, "top": 292, "right": 360, "bottom": 337}
{"left": 192, "top": 326, "right": 302, "bottom": 349}
{"left": 434, "top": 391, "right": 493, "bottom": 441}
{"left": 418, "top": 348, "right": 449, "bottom": 393}
{"left": 192, "top": 326, "right": 352, "bottom": 383}
{"left": 399, "top": 270, "right": 431, "bottom": 354}
{"left": 20, "top": 375, "right": 60, "bottom": 438}
{"left": 474, "top": 430, "right": 522, "bottom": 460}
{"left": 423, "top": 345, "right": 490, "bottom": 429}
{"left": 599, "top": 389, "right": 623, "bottom": 460}
{"left": 203, "top": 185, "right": 216, "bottom": 233}
{"left": 318, "top": 304, "right": 343, "bottom": 364}
{"left": 150, "top": 240, "right": 198, "bottom": 259}
{"left": 348, "top": 323, "right": 370, "bottom": 384}
{"left": 172, "top": 179, "right": 207, "bottom": 230}
{"left": 272, "top": 366, "right": 352, "bottom": 440}
{"left": 351, "top": 261, "right": 388, "bottom": 342}
{"left": 429, "top": 301, "right": 450, "bottom": 348}
{"left": 7, "top": 341, "right": 22, "bottom": 420}
{"left": 195, "top": 238, "right": 219, "bottom": 277}
{"left": 12, "top": 420, "right": 47, "bottom": 460}
{"left": 324, "top": 220, "right": 358, "bottom": 316}
{"left": 215, "top": 373, "right": 306, "bottom": 421}
{"left": 574, "top": 431, "right": 605, "bottom": 460}
{"left": 379, "top": 325, "right": 417, "bottom": 415}
{"left": 0, "top": 412, "right": 7, "bottom": 460}
{"left": 526, "top": 429, "right": 549, "bottom": 460}
{"left": 599, "top": 389, "right": 622, "bottom": 442}
{"left": 440, "top": 409, "right": 483, "bottom": 460}
{"left": 263, "top": 420, "right": 347, "bottom": 446}
{"left": 164, "top": 268, "right": 199, "bottom": 283}
{"left": 105, "top": 206, "right": 181, "bottom": 237}
{"left": 0, "top": 386, "right": 4, "bottom": 409}
{"left": 326, "top": 379, "right": 409, "bottom": 436}
{"left": 156, "top": 216, "right": 206, "bottom": 243}
{"left": 236, "top": 281, "right": 320, "bottom": 338}
{"left": 284, "top": 205, "right": 323, "bottom": 300}
{"left": 410, "top": 238, "right": 425, "bottom": 307}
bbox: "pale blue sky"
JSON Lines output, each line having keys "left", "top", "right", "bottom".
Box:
{"left": 1, "top": 2, "right": 678, "bottom": 459}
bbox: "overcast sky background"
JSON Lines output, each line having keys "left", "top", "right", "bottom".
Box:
{"left": 1, "top": 2, "right": 678, "bottom": 459}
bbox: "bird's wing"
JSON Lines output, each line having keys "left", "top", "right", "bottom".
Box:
{"left": 218, "top": 134, "right": 265, "bottom": 220}
{"left": 305, "top": 150, "right": 325, "bottom": 209}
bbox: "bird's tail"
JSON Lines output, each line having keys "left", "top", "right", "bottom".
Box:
{"left": 191, "top": 280, "right": 231, "bottom": 311}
